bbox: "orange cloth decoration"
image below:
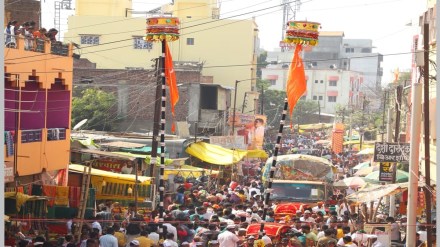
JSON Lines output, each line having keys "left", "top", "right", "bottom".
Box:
{"left": 54, "top": 186, "right": 69, "bottom": 206}
{"left": 43, "top": 185, "right": 57, "bottom": 206}
{"left": 165, "top": 41, "right": 179, "bottom": 133}
{"left": 286, "top": 45, "right": 306, "bottom": 118}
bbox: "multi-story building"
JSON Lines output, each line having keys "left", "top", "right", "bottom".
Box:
{"left": 64, "top": 0, "right": 259, "bottom": 116}
{"left": 262, "top": 64, "right": 363, "bottom": 115}
{"left": 4, "top": 36, "right": 73, "bottom": 185}
{"left": 264, "top": 31, "right": 381, "bottom": 111}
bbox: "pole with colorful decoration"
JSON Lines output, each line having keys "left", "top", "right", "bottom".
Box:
{"left": 145, "top": 16, "right": 180, "bottom": 239}
{"left": 259, "top": 20, "right": 320, "bottom": 239}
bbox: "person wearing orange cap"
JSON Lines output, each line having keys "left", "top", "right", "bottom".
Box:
{"left": 312, "top": 202, "right": 326, "bottom": 215}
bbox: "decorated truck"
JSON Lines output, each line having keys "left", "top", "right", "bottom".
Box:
{"left": 263, "top": 154, "right": 334, "bottom": 206}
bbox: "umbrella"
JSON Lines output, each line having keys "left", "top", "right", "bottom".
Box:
{"left": 364, "top": 170, "right": 409, "bottom": 183}
{"left": 315, "top": 140, "right": 331, "bottom": 145}
{"left": 354, "top": 166, "right": 379, "bottom": 177}
{"left": 333, "top": 177, "right": 366, "bottom": 189}
{"left": 356, "top": 147, "right": 374, "bottom": 155}
{"left": 352, "top": 162, "right": 370, "bottom": 170}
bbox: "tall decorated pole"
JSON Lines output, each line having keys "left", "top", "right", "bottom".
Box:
{"left": 259, "top": 20, "right": 320, "bottom": 239}
{"left": 145, "top": 16, "right": 180, "bottom": 238}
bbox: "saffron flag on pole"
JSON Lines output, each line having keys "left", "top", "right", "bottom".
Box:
{"left": 286, "top": 44, "right": 306, "bottom": 117}
{"left": 165, "top": 41, "right": 179, "bottom": 132}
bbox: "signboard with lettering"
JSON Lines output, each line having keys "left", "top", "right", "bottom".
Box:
{"left": 5, "top": 162, "right": 14, "bottom": 183}
{"left": 373, "top": 142, "right": 410, "bottom": 163}
{"left": 92, "top": 159, "right": 132, "bottom": 173}
{"left": 210, "top": 136, "right": 246, "bottom": 150}
{"left": 379, "top": 162, "right": 393, "bottom": 182}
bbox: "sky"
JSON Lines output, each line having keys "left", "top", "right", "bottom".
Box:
{"left": 42, "top": 0, "right": 428, "bottom": 84}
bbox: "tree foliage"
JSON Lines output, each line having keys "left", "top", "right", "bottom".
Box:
{"left": 72, "top": 88, "right": 116, "bottom": 131}
{"left": 257, "top": 79, "right": 319, "bottom": 128}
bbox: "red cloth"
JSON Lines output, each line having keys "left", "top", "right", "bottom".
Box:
{"left": 69, "top": 186, "right": 81, "bottom": 208}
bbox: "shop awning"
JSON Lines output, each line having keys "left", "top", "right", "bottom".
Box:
{"left": 69, "top": 164, "right": 153, "bottom": 183}
{"left": 111, "top": 152, "right": 173, "bottom": 165}
{"left": 100, "top": 141, "right": 145, "bottom": 148}
{"left": 120, "top": 146, "right": 164, "bottom": 154}
{"left": 185, "top": 142, "right": 248, "bottom": 165}
{"left": 346, "top": 183, "right": 409, "bottom": 203}
{"left": 164, "top": 165, "right": 219, "bottom": 179}
{"left": 71, "top": 149, "right": 137, "bottom": 161}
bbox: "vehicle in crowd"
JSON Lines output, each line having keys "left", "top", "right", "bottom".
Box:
{"left": 246, "top": 223, "right": 292, "bottom": 244}
{"left": 262, "top": 154, "right": 334, "bottom": 206}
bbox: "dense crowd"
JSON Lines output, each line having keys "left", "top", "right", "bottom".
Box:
{"left": 4, "top": 132, "right": 436, "bottom": 247}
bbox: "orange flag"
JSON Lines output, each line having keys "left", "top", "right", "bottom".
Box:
{"left": 286, "top": 44, "right": 306, "bottom": 117}
{"left": 165, "top": 41, "right": 179, "bottom": 115}
{"left": 165, "top": 41, "right": 179, "bottom": 133}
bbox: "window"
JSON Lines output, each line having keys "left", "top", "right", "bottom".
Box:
{"left": 320, "top": 80, "right": 324, "bottom": 84}
{"left": 133, "top": 37, "right": 153, "bottom": 49}
{"left": 345, "top": 48, "right": 354, "bottom": 53}
{"left": 314, "top": 80, "right": 319, "bottom": 84}
{"left": 329, "top": 80, "right": 337, "bottom": 86}
{"left": 269, "top": 80, "right": 276, "bottom": 86}
{"left": 187, "top": 38, "right": 195, "bottom": 45}
{"left": 361, "top": 48, "right": 371, "bottom": 53}
{"left": 312, "top": 62, "right": 318, "bottom": 66}
{"left": 313, "top": 96, "right": 317, "bottom": 100}
{"left": 80, "top": 35, "right": 99, "bottom": 45}
{"left": 319, "top": 96, "right": 323, "bottom": 100}
{"left": 328, "top": 96, "right": 337, "bottom": 102}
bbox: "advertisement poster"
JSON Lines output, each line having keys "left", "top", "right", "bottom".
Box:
{"left": 92, "top": 159, "right": 134, "bottom": 174}
{"left": 230, "top": 113, "right": 267, "bottom": 150}
{"left": 379, "top": 162, "right": 393, "bottom": 182}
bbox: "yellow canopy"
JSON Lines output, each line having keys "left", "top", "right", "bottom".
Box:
{"left": 237, "top": 149, "right": 268, "bottom": 159}
{"left": 185, "top": 142, "right": 248, "bottom": 165}
{"left": 69, "top": 164, "right": 153, "bottom": 184}
{"left": 164, "top": 165, "right": 219, "bottom": 179}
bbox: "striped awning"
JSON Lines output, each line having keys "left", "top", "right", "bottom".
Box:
{"left": 327, "top": 90, "right": 339, "bottom": 96}
{"left": 266, "top": 75, "right": 279, "bottom": 80}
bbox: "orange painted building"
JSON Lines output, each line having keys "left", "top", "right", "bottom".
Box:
{"left": 4, "top": 36, "right": 73, "bottom": 179}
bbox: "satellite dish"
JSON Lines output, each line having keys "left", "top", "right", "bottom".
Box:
{"left": 73, "top": 119, "right": 88, "bottom": 130}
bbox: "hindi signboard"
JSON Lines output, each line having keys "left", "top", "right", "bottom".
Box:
{"left": 373, "top": 142, "right": 410, "bottom": 163}
{"left": 379, "top": 162, "right": 393, "bottom": 182}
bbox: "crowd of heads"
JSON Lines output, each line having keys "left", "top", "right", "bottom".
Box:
{"left": 4, "top": 19, "right": 58, "bottom": 48}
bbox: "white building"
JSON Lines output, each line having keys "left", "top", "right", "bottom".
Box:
{"left": 262, "top": 65, "right": 363, "bottom": 114}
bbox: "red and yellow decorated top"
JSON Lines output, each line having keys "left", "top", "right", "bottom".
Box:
{"left": 284, "top": 21, "right": 320, "bottom": 46}
{"left": 145, "top": 17, "right": 180, "bottom": 42}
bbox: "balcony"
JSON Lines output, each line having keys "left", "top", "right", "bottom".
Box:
{"left": 5, "top": 34, "right": 71, "bottom": 57}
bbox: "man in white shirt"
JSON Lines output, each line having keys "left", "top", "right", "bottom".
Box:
{"left": 147, "top": 226, "right": 160, "bottom": 245}
{"left": 368, "top": 235, "right": 385, "bottom": 247}
{"left": 300, "top": 210, "right": 316, "bottom": 223}
{"left": 312, "top": 202, "right": 326, "bottom": 215}
{"left": 163, "top": 221, "right": 178, "bottom": 242}
{"left": 218, "top": 225, "right": 241, "bottom": 247}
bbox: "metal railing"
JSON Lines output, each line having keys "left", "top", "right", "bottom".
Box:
{"left": 4, "top": 34, "right": 70, "bottom": 56}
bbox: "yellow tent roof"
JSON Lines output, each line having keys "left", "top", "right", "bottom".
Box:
{"left": 69, "top": 164, "right": 153, "bottom": 183}
{"left": 185, "top": 142, "right": 248, "bottom": 165}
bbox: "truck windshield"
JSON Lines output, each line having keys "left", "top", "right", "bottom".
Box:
{"left": 270, "top": 183, "right": 326, "bottom": 202}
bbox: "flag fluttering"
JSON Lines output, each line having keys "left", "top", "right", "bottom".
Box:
{"left": 165, "top": 41, "right": 179, "bottom": 115}
{"left": 286, "top": 44, "right": 306, "bottom": 117}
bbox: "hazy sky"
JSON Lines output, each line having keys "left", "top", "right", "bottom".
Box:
{"left": 135, "top": 0, "right": 427, "bottom": 84}
{"left": 43, "top": 0, "right": 428, "bottom": 83}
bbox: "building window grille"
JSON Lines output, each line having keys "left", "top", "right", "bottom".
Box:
{"left": 80, "top": 35, "right": 100, "bottom": 45}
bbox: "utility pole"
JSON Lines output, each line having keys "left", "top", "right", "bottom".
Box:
{"left": 389, "top": 84, "right": 402, "bottom": 216}
{"left": 405, "top": 83, "right": 423, "bottom": 247}
{"left": 231, "top": 80, "right": 239, "bottom": 135}
{"left": 422, "top": 22, "right": 433, "bottom": 247}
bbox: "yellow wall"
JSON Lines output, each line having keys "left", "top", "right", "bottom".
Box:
{"left": 65, "top": 0, "right": 258, "bottom": 113}
{"left": 4, "top": 38, "right": 73, "bottom": 176}
{"left": 75, "top": 0, "right": 132, "bottom": 17}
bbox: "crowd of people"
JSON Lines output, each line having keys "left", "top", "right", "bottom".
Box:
{"left": 4, "top": 20, "right": 58, "bottom": 49}
{"left": 4, "top": 131, "right": 436, "bottom": 247}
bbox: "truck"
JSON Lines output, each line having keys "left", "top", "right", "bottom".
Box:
{"left": 262, "top": 154, "right": 334, "bottom": 205}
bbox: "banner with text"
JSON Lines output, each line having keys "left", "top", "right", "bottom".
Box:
{"left": 379, "top": 162, "right": 393, "bottom": 182}
{"left": 373, "top": 142, "right": 410, "bottom": 163}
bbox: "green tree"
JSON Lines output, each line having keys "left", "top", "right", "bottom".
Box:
{"left": 72, "top": 88, "right": 116, "bottom": 131}
{"left": 256, "top": 51, "right": 268, "bottom": 79}
{"left": 257, "top": 79, "right": 319, "bottom": 128}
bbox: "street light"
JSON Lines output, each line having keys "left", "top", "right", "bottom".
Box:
{"left": 356, "top": 127, "right": 365, "bottom": 151}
